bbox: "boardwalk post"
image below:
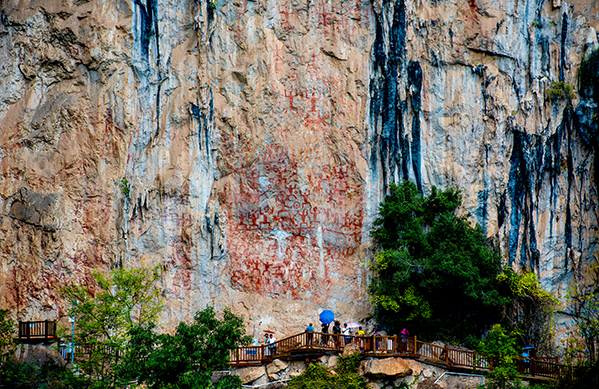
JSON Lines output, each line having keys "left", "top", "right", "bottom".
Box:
{"left": 414, "top": 336, "right": 417, "bottom": 355}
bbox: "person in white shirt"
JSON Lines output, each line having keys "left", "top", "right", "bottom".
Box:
{"left": 342, "top": 323, "right": 352, "bottom": 345}
{"left": 268, "top": 333, "right": 277, "bottom": 356}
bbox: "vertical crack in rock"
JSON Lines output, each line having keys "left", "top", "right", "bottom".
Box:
{"left": 152, "top": 0, "right": 161, "bottom": 139}
{"left": 507, "top": 130, "right": 537, "bottom": 269}
{"left": 407, "top": 60, "right": 422, "bottom": 192}
{"left": 133, "top": 0, "right": 161, "bottom": 146}
{"left": 559, "top": 11, "right": 568, "bottom": 82}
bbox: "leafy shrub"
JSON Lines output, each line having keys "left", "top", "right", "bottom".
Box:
{"left": 476, "top": 324, "right": 522, "bottom": 389}
{"left": 0, "top": 360, "right": 89, "bottom": 389}
{"left": 547, "top": 358, "right": 599, "bottom": 389}
{"left": 287, "top": 354, "right": 367, "bottom": 389}
{"left": 546, "top": 81, "right": 575, "bottom": 102}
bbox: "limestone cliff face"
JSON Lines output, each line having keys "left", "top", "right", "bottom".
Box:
{"left": 0, "top": 0, "right": 597, "bottom": 337}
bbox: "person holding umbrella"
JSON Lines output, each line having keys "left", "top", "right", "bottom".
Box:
{"left": 319, "top": 310, "right": 334, "bottom": 346}
{"left": 321, "top": 322, "right": 329, "bottom": 345}
{"left": 332, "top": 320, "right": 341, "bottom": 348}
{"left": 522, "top": 346, "right": 534, "bottom": 374}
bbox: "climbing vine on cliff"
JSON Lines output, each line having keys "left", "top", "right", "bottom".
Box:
{"left": 498, "top": 268, "right": 557, "bottom": 355}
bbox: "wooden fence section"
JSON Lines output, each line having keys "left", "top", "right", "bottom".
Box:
{"left": 230, "top": 331, "right": 569, "bottom": 380}
{"left": 18, "top": 321, "right": 57, "bottom": 343}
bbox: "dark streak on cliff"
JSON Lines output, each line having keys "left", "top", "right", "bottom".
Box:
{"left": 133, "top": 0, "right": 161, "bottom": 139}
{"left": 407, "top": 60, "right": 423, "bottom": 192}
{"left": 370, "top": 0, "right": 422, "bottom": 194}
{"left": 559, "top": 11, "right": 568, "bottom": 82}
{"left": 190, "top": 92, "right": 213, "bottom": 160}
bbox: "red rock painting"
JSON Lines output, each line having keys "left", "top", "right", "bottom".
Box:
{"left": 224, "top": 141, "right": 364, "bottom": 301}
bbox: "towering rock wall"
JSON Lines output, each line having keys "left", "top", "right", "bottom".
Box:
{"left": 0, "top": 0, "right": 597, "bottom": 338}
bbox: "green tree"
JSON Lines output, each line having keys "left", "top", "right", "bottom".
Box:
{"left": 286, "top": 353, "right": 367, "bottom": 389}
{"left": 369, "top": 181, "right": 511, "bottom": 341}
{"left": 118, "top": 305, "right": 251, "bottom": 389}
{"left": 477, "top": 324, "right": 522, "bottom": 389}
{"left": 63, "top": 265, "right": 163, "bottom": 388}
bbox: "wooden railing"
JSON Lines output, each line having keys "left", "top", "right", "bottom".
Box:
{"left": 230, "top": 331, "right": 569, "bottom": 380}
{"left": 18, "top": 321, "right": 57, "bottom": 343}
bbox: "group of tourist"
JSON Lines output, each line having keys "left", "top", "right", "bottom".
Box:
{"left": 262, "top": 322, "right": 411, "bottom": 356}
{"left": 305, "top": 321, "right": 367, "bottom": 347}
{"left": 264, "top": 333, "right": 276, "bottom": 355}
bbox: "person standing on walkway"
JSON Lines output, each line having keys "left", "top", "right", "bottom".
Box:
{"left": 342, "top": 323, "right": 351, "bottom": 345}
{"left": 306, "top": 323, "right": 315, "bottom": 345}
{"left": 356, "top": 326, "right": 365, "bottom": 350}
{"left": 268, "top": 333, "right": 277, "bottom": 356}
{"left": 400, "top": 328, "right": 410, "bottom": 352}
{"left": 332, "top": 320, "right": 341, "bottom": 348}
{"left": 321, "top": 322, "right": 329, "bottom": 346}
{"left": 372, "top": 327, "right": 380, "bottom": 351}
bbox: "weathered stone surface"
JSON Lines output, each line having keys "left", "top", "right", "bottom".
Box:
{"left": 0, "top": 0, "right": 598, "bottom": 341}
{"left": 235, "top": 366, "right": 266, "bottom": 384}
{"left": 435, "top": 373, "right": 484, "bottom": 389}
{"left": 327, "top": 355, "right": 338, "bottom": 369}
{"left": 266, "top": 358, "right": 288, "bottom": 380}
{"left": 14, "top": 344, "right": 65, "bottom": 367}
{"left": 343, "top": 342, "right": 361, "bottom": 356}
{"left": 417, "top": 379, "right": 442, "bottom": 389}
{"left": 407, "top": 359, "right": 424, "bottom": 377}
{"left": 362, "top": 357, "right": 412, "bottom": 379}
{"left": 286, "top": 361, "right": 308, "bottom": 378}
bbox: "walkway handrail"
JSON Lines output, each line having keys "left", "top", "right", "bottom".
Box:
{"left": 230, "top": 331, "right": 570, "bottom": 380}
{"left": 18, "top": 321, "right": 57, "bottom": 342}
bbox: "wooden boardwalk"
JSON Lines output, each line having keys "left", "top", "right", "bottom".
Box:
{"left": 14, "top": 321, "right": 570, "bottom": 380}
{"left": 230, "top": 331, "right": 570, "bottom": 380}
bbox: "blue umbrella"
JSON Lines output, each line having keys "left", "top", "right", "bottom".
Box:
{"left": 319, "top": 310, "right": 335, "bottom": 325}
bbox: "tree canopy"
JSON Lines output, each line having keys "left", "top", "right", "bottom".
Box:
{"left": 118, "top": 306, "right": 251, "bottom": 389}
{"left": 369, "top": 181, "right": 511, "bottom": 341}
{"left": 63, "top": 266, "right": 164, "bottom": 387}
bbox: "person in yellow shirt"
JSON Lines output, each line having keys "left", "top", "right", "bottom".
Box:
{"left": 356, "top": 326, "right": 365, "bottom": 349}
